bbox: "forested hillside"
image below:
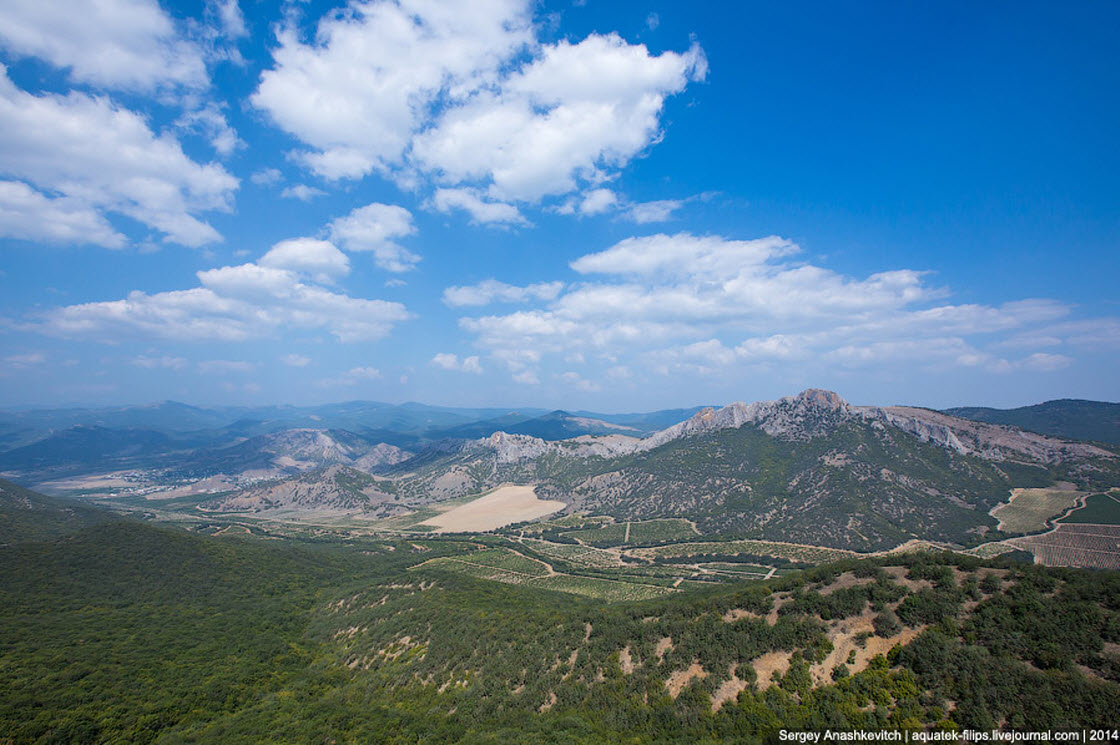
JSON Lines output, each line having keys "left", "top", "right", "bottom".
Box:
{"left": 2, "top": 489, "right": 1118, "bottom": 743}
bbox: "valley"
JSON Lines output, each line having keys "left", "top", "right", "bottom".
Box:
{"left": 2, "top": 389, "right": 1120, "bottom": 742}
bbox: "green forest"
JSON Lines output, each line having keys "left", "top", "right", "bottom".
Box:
{"left": 2, "top": 491, "right": 1120, "bottom": 744}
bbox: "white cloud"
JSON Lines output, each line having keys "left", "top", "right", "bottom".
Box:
{"left": 560, "top": 371, "right": 600, "bottom": 392}
{"left": 431, "top": 188, "right": 528, "bottom": 226}
{"left": 34, "top": 255, "right": 411, "bottom": 343}
{"left": 252, "top": 1, "right": 704, "bottom": 205}
{"left": 452, "top": 232, "right": 1097, "bottom": 383}
{"left": 577, "top": 188, "right": 617, "bottom": 216}
{"left": 0, "top": 0, "right": 208, "bottom": 91}
{"left": 251, "top": 168, "right": 283, "bottom": 186}
{"left": 0, "top": 180, "right": 125, "bottom": 248}
{"left": 646, "top": 13, "right": 660, "bottom": 30}
{"left": 281, "top": 353, "right": 311, "bottom": 367}
{"left": 260, "top": 238, "right": 350, "bottom": 283}
{"left": 280, "top": 184, "right": 326, "bottom": 201}
{"left": 253, "top": 0, "right": 533, "bottom": 179}
{"left": 625, "top": 199, "right": 682, "bottom": 223}
{"left": 176, "top": 103, "right": 243, "bottom": 156}
{"left": 0, "top": 68, "right": 238, "bottom": 246}
{"left": 318, "top": 366, "right": 382, "bottom": 386}
{"left": 4, "top": 352, "right": 47, "bottom": 368}
{"left": 328, "top": 202, "right": 419, "bottom": 272}
{"left": 414, "top": 33, "right": 707, "bottom": 202}
{"left": 432, "top": 353, "right": 483, "bottom": 374}
{"left": 131, "top": 354, "right": 187, "bottom": 370}
{"left": 198, "top": 359, "right": 255, "bottom": 374}
{"left": 443, "top": 279, "right": 564, "bottom": 307}
{"left": 208, "top": 0, "right": 246, "bottom": 39}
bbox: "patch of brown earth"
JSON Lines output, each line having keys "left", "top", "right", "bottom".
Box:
{"left": 711, "top": 664, "right": 748, "bottom": 712}
{"left": 655, "top": 636, "right": 673, "bottom": 664}
{"left": 665, "top": 661, "right": 707, "bottom": 698}
{"left": 750, "top": 650, "right": 792, "bottom": 689}
{"left": 810, "top": 616, "right": 925, "bottom": 686}
{"left": 619, "top": 645, "right": 635, "bottom": 674}
{"left": 816, "top": 572, "right": 874, "bottom": 596}
{"left": 539, "top": 692, "right": 557, "bottom": 712}
{"left": 883, "top": 565, "right": 932, "bottom": 592}
{"left": 722, "top": 608, "right": 760, "bottom": 623}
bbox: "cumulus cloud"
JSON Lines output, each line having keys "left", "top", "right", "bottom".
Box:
{"left": 328, "top": 202, "right": 419, "bottom": 272}
{"left": 0, "top": 0, "right": 208, "bottom": 91}
{"left": 0, "top": 68, "right": 237, "bottom": 246}
{"left": 413, "top": 33, "right": 706, "bottom": 202}
{"left": 260, "top": 238, "right": 349, "bottom": 282}
{"left": 253, "top": 0, "right": 533, "bottom": 180}
{"left": 431, "top": 188, "right": 529, "bottom": 226}
{"left": 432, "top": 353, "right": 483, "bottom": 374}
{"left": 451, "top": 232, "right": 1096, "bottom": 384}
{"left": 0, "top": 180, "right": 126, "bottom": 248}
{"left": 280, "top": 184, "right": 326, "bottom": 201}
{"left": 32, "top": 253, "right": 411, "bottom": 343}
{"left": 252, "top": 0, "right": 704, "bottom": 206}
{"left": 443, "top": 279, "right": 565, "bottom": 307}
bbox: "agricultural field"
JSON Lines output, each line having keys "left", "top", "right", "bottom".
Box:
{"left": 989, "top": 486, "right": 1086, "bottom": 533}
{"left": 415, "top": 545, "right": 677, "bottom": 601}
{"left": 1059, "top": 492, "right": 1120, "bottom": 526}
{"left": 628, "top": 539, "right": 859, "bottom": 565}
{"left": 1009, "top": 524, "right": 1120, "bottom": 570}
{"left": 527, "top": 574, "right": 673, "bottom": 602}
{"left": 561, "top": 518, "right": 699, "bottom": 547}
{"left": 415, "top": 547, "right": 553, "bottom": 583}
{"left": 420, "top": 485, "right": 565, "bottom": 533}
{"left": 520, "top": 538, "right": 623, "bottom": 568}
{"left": 961, "top": 541, "right": 1019, "bottom": 559}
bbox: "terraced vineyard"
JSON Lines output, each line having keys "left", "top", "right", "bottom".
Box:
{"left": 414, "top": 545, "right": 675, "bottom": 601}
{"left": 416, "top": 547, "right": 553, "bottom": 582}
{"left": 521, "top": 538, "right": 623, "bottom": 568}
{"left": 562, "top": 518, "right": 699, "bottom": 547}
{"left": 1010, "top": 524, "right": 1120, "bottom": 569}
{"left": 628, "top": 539, "right": 859, "bottom": 565}
{"left": 989, "top": 487, "right": 1086, "bottom": 533}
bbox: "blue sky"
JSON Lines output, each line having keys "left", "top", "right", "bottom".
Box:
{"left": 0, "top": 0, "right": 1117, "bottom": 411}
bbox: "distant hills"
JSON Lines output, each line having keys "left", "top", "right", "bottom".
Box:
{"left": 944, "top": 398, "right": 1120, "bottom": 445}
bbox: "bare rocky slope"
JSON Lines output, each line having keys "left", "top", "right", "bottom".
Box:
{"left": 215, "top": 390, "right": 1120, "bottom": 551}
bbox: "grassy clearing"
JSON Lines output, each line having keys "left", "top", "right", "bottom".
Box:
{"left": 629, "top": 539, "right": 858, "bottom": 565}
{"left": 562, "top": 518, "right": 698, "bottom": 547}
{"left": 989, "top": 487, "right": 1086, "bottom": 533}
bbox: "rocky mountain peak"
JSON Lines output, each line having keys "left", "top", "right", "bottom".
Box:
{"left": 796, "top": 388, "right": 847, "bottom": 410}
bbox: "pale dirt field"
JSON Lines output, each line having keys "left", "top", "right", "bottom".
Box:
{"left": 420, "top": 485, "right": 566, "bottom": 533}
{"left": 989, "top": 485, "right": 1086, "bottom": 533}
{"left": 35, "top": 473, "right": 136, "bottom": 492}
